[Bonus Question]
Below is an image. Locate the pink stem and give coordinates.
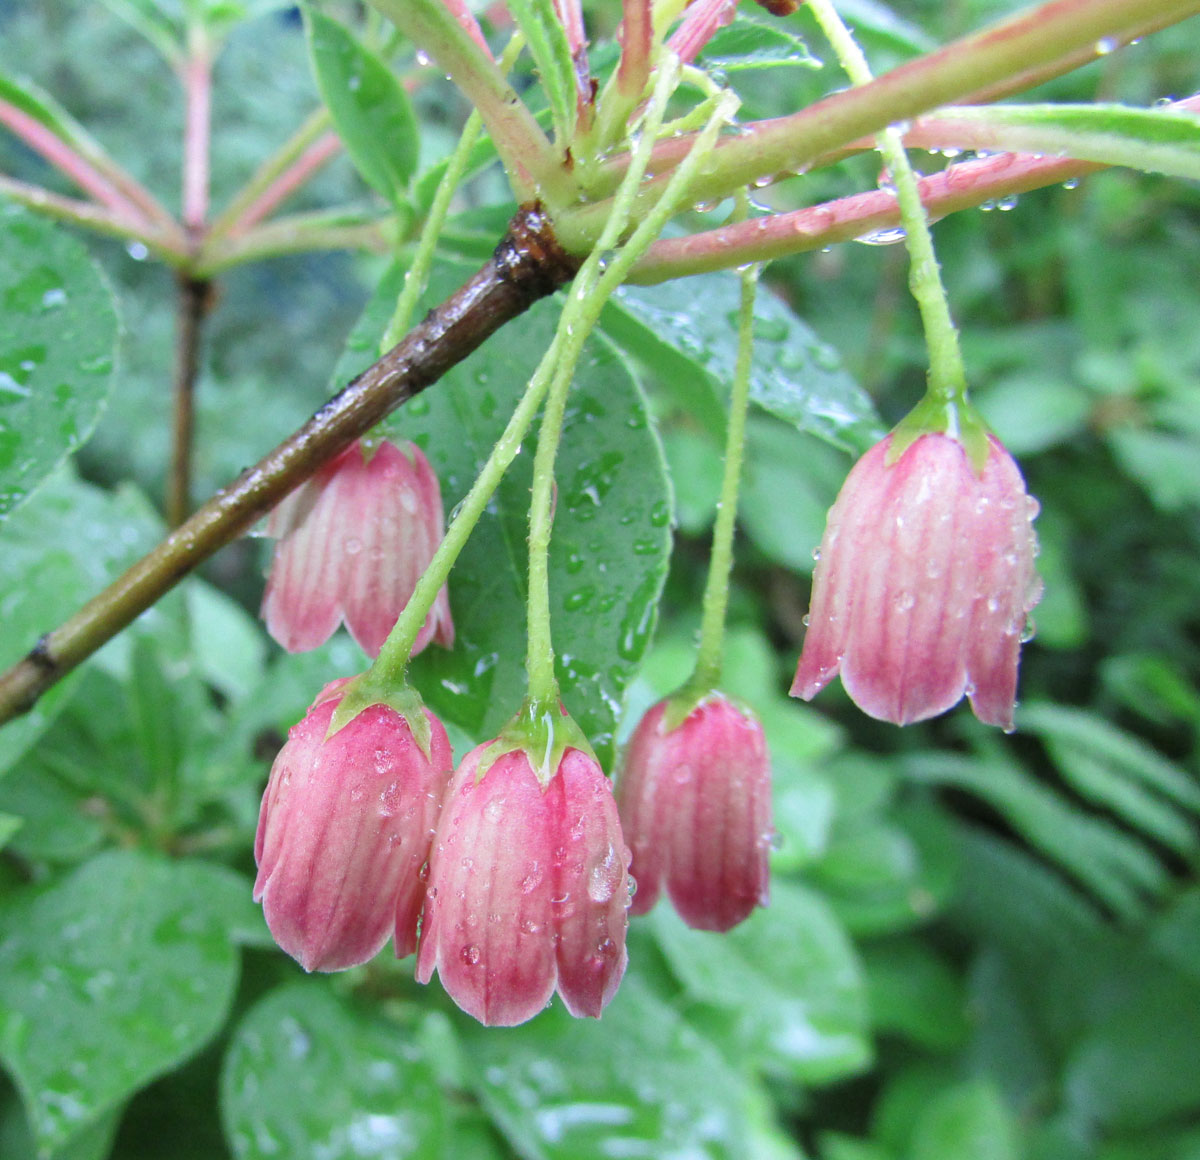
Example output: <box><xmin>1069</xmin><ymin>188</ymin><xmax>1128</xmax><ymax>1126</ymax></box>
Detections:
<box><xmin>0</xmin><ymin>99</ymin><xmax>150</xmax><ymax>224</ymax></box>
<box><xmin>443</xmin><ymin>0</ymin><xmax>493</xmax><ymax>55</ymax></box>
<box><xmin>0</xmin><ymin>174</ymin><xmax>188</xmax><ymax>260</ymax></box>
<box><xmin>181</xmin><ymin>43</ymin><xmax>213</xmax><ymax>234</ymax></box>
<box><xmin>616</xmin><ymin>0</ymin><xmax>653</xmax><ymax>98</ymax></box>
<box><xmin>226</xmin><ymin>132</ymin><xmax>343</xmax><ymax>234</ymax></box>
<box><xmin>556</xmin><ymin>0</ymin><xmax>593</xmax><ymax>124</ymax></box>
<box><xmin>666</xmin><ymin>0</ymin><xmax>737</xmax><ymax>66</ymax></box>
<box><xmin>629</xmin><ymin>149</ymin><xmax>1100</xmax><ymax>282</ymax></box>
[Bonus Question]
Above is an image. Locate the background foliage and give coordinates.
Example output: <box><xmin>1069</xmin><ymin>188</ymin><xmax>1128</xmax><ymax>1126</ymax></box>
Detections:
<box><xmin>1</xmin><ymin>0</ymin><xmax>1199</xmax><ymax>1157</ymax></box>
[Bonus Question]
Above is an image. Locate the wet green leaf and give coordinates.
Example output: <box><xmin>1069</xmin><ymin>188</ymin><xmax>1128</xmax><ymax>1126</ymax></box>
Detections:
<box><xmin>700</xmin><ymin>16</ymin><xmax>820</xmax><ymax>72</ymax></box>
<box><xmin>651</xmin><ymin>880</ymin><xmax>871</xmax><ymax>1084</ymax></box>
<box><xmin>305</xmin><ymin>9</ymin><xmax>419</xmax><ymax>203</ymax></box>
<box><xmin>221</xmin><ymin>982</ymin><xmax>446</xmax><ymax>1159</ymax></box>
<box><xmin>608</xmin><ymin>275</ymin><xmax>883</xmax><ymax>453</ymax></box>
<box><xmin>0</xmin><ymin>850</ymin><xmax>243</xmax><ymax>1155</ymax></box>
<box><xmin>932</xmin><ymin>103</ymin><xmax>1200</xmax><ymax>182</ymax></box>
<box><xmin>463</xmin><ymin>977</ymin><xmax>753</xmax><ymax>1159</ymax></box>
<box><xmin>0</xmin><ymin>469</ymin><xmax>162</xmax><ymax>779</ymax></box>
<box><xmin>0</xmin><ymin>207</ymin><xmax>118</xmax><ymax>520</ymax></box>
<box><xmin>337</xmin><ymin>261</ymin><xmax>672</xmax><ymax>768</ymax></box>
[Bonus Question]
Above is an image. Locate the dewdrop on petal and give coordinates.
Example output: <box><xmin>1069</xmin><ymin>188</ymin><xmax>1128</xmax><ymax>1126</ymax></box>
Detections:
<box><xmin>262</xmin><ymin>439</ymin><xmax>454</xmax><ymax>658</ymax></box>
<box><xmin>792</xmin><ymin>431</ymin><xmax>1042</xmax><ymax>729</ymax></box>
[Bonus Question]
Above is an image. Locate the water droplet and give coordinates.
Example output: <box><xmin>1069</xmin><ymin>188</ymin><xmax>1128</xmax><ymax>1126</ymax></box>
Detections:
<box><xmin>855</xmin><ymin>225</ymin><xmax>908</xmax><ymax>246</ymax></box>
<box><xmin>460</xmin><ymin>944</ymin><xmax>480</xmax><ymax>966</ymax></box>
<box><xmin>1095</xmin><ymin>36</ymin><xmax>1116</xmax><ymax>54</ymax></box>
<box><xmin>893</xmin><ymin>591</ymin><xmax>915</xmax><ymax>613</ymax></box>
<box><xmin>1062</xmin><ymin>177</ymin><xmax>1080</xmax><ymax>190</ymax></box>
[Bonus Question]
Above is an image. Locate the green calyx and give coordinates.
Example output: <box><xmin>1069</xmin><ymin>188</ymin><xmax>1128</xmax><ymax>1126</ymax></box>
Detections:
<box><xmin>660</xmin><ymin>682</ymin><xmax>756</xmax><ymax>734</ymax></box>
<box><xmin>325</xmin><ymin>672</ymin><xmax>433</xmax><ymax>760</ymax></box>
<box><xmin>887</xmin><ymin>392</ymin><xmax>993</xmax><ymax>476</ymax></box>
<box><xmin>475</xmin><ymin>695</ymin><xmax>598</xmax><ymax>790</ymax></box>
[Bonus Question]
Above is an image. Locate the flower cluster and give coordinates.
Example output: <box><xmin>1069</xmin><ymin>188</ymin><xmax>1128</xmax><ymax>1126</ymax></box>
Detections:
<box><xmin>253</xmin><ymin>419</ymin><xmax>1041</xmax><ymax>1026</ymax></box>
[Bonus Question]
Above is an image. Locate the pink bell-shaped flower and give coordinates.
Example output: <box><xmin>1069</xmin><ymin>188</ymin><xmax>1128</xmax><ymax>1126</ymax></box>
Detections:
<box><xmin>416</xmin><ymin>743</ymin><xmax>632</xmax><ymax>1026</ymax></box>
<box><xmin>262</xmin><ymin>439</ymin><xmax>454</xmax><ymax>658</ymax></box>
<box><xmin>254</xmin><ymin>678</ymin><xmax>454</xmax><ymax>972</ymax></box>
<box><xmin>791</xmin><ymin>431</ymin><xmax>1042</xmax><ymax>729</ymax></box>
<box><xmin>617</xmin><ymin>693</ymin><xmax>772</xmax><ymax>932</ymax></box>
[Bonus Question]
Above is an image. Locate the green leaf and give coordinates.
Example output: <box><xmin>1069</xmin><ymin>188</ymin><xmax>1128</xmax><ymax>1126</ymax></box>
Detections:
<box><xmin>608</xmin><ymin>275</ymin><xmax>883</xmax><ymax>453</ymax></box>
<box><xmin>862</xmin><ymin>937</ymin><xmax>969</xmax><ymax>1052</ymax></box>
<box><xmin>907</xmin><ymin>1079</ymin><xmax>1022</xmax><ymax>1160</ymax></box>
<box><xmin>650</xmin><ymin>880</ymin><xmax>871</xmax><ymax>1084</ymax></box>
<box><xmin>0</xmin><ymin>814</ymin><xmax>20</xmax><ymax>851</ymax></box>
<box><xmin>0</xmin><ymin>849</ymin><xmax>243</xmax><ymax>1155</ymax></box>
<box><xmin>0</xmin><ymin>469</ymin><xmax>163</xmax><ymax>779</ymax></box>
<box><xmin>220</xmin><ymin>982</ymin><xmax>446</xmax><ymax>1159</ymax></box>
<box><xmin>931</xmin><ymin>103</ymin><xmax>1200</xmax><ymax>183</ymax></box>
<box><xmin>1018</xmin><ymin>702</ymin><xmax>1200</xmax><ymax>835</ymax></box>
<box><xmin>507</xmin><ymin>0</ymin><xmax>576</xmax><ymax>145</ymax></box>
<box><xmin>1064</xmin><ymin>959</ymin><xmax>1200</xmax><ymax>1132</ymax></box>
<box><xmin>906</xmin><ymin>751</ymin><xmax>1171</xmax><ymax>920</ymax></box>
<box><xmin>0</xmin><ymin>207</ymin><xmax>118</xmax><ymax>519</ymax></box>
<box><xmin>304</xmin><ymin>9</ymin><xmax>419</xmax><ymax>203</ymax></box>
<box><xmin>337</xmin><ymin>261</ymin><xmax>673</xmax><ymax>768</ymax></box>
<box><xmin>461</xmin><ymin>977</ymin><xmax>753</xmax><ymax>1159</ymax></box>
<box><xmin>700</xmin><ymin>16</ymin><xmax>820</xmax><ymax>72</ymax></box>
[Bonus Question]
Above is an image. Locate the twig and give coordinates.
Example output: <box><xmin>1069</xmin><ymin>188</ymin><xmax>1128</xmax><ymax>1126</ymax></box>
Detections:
<box><xmin>166</xmin><ymin>275</ymin><xmax>214</xmax><ymax>528</ymax></box>
<box><xmin>0</xmin><ymin>205</ymin><xmax>580</xmax><ymax>726</ymax></box>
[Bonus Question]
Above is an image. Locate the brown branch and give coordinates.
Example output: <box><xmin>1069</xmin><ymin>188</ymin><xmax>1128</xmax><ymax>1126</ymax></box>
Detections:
<box><xmin>166</xmin><ymin>275</ymin><xmax>214</xmax><ymax>528</ymax></box>
<box><xmin>0</xmin><ymin>204</ymin><xmax>579</xmax><ymax>726</ymax></box>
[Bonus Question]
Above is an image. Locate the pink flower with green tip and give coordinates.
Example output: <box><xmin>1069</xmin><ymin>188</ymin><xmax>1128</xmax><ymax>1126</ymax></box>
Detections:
<box><xmin>254</xmin><ymin>678</ymin><xmax>454</xmax><ymax>972</ymax></box>
<box><xmin>792</xmin><ymin>431</ymin><xmax>1042</xmax><ymax>729</ymax></box>
<box><xmin>618</xmin><ymin>692</ymin><xmax>772</xmax><ymax>932</ymax></box>
<box><xmin>262</xmin><ymin>439</ymin><xmax>454</xmax><ymax>658</ymax></box>
<box><xmin>416</xmin><ymin>741</ymin><xmax>631</xmax><ymax>1026</ymax></box>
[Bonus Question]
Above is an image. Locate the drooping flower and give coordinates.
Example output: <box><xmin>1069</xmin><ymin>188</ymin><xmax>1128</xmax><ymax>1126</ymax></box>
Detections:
<box><xmin>262</xmin><ymin>439</ymin><xmax>454</xmax><ymax>658</ymax></box>
<box><xmin>791</xmin><ymin>431</ymin><xmax>1042</xmax><ymax>729</ymax></box>
<box><xmin>254</xmin><ymin>678</ymin><xmax>454</xmax><ymax>972</ymax></box>
<box><xmin>617</xmin><ymin>692</ymin><xmax>772</xmax><ymax>932</ymax></box>
<box><xmin>416</xmin><ymin>742</ymin><xmax>631</xmax><ymax>1026</ymax></box>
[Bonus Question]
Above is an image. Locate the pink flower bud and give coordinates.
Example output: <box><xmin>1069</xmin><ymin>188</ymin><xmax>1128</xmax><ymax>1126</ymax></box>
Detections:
<box><xmin>792</xmin><ymin>432</ymin><xmax>1042</xmax><ymax>729</ymax></box>
<box><xmin>254</xmin><ymin>679</ymin><xmax>454</xmax><ymax>971</ymax></box>
<box><xmin>416</xmin><ymin>744</ymin><xmax>631</xmax><ymax>1026</ymax></box>
<box><xmin>617</xmin><ymin>694</ymin><xmax>772</xmax><ymax>932</ymax></box>
<box><xmin>262</xmin><ymin>439</ymin><xmax>454</xmax><ymax>658</ymax></box>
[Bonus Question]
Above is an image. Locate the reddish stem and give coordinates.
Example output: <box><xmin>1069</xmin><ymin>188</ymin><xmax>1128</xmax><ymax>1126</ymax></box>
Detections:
<box><xmin>0</xmin><ymin>99</ymin><xmax>151</xmax><ymax>224</ymax></box>
<box><xmin>181</xmin><ymin>41</ymin><xmax>213</xmax><ymax>234</ymax></box>
<box><xmin>666</xmin><ymin>0</ymin><xmax>737</xmax><ymax>66</ymax></box>
<box><xmin>442</xmin><ymin>0</ymin><xmax>492</xmax><ymax>55</ymax></box>
<box><xmin>629</xmin><ymin>149</ymin><xmax>1102</xmax><ymax>282</ymax></box>
<box><xmin>225</xmin><ymin>132</ymin><xmax>343</xmax><ymax>234</ymax></box>
<box><xmin>616</xmin><ymin>0</ymin><xmax>653</xmax><ymax>98</ymax></box>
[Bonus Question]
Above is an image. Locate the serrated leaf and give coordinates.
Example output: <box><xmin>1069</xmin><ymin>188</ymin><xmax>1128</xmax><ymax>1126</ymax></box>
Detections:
<box><xmin>461</xmin><ymin>977</ymin><xmax>753</xmax><ymax>1159</ymax></box>
<box><xmin>220</xmin><ymin>982</ymin><xmax>446</xmax><ymax>1159</ymax></box>
<box><xmin>305</xmin><ymin>8</ymin><xmax>419</xmax><ymax>203</ymax></box>
<box><xmin>908</xmin><ymin>752</ymin><xmax>1169</xmax><ymax>920</ymax></box>
<box><xmin>334</xmin><ymin>260</ymin><xmax>672</xmax><ymax>767</ymax></box>
<box><xmin>651</xmin><ymin>880</ymin><xmax>871</xmax><ymax>1084</ymax></box>
<box><xmin>1019</xmin><ymin>701</ymin><xmax>1200</xmax><ymax>818</ymax></box>
<box><xmin>507</xmin><ymin>0</ymin><xmax>576</xmax><ymax>145</ymax></box>
<box><xmin>0</xmin><ymin>207</ymin><xmax>118</xmax><ymax>520</ymax></box>
<box><xmin>700</xmin><ymin>16</ymin><xmax>820</xmax><ymax>72</ymax></box>
<box><xmin>608</xmin><ymin>275</ymin><xmax>883</xmax><ymax>453</ymax></box>
<box><xmin>0</xmin><ymin>850</ymin><xmax>242</xmax><ymax>1155</ymax></box>
<box><xmin>931</xmin><ymin>103</ymin><xmax>1200</xmax><ymax>183</ymax></box>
